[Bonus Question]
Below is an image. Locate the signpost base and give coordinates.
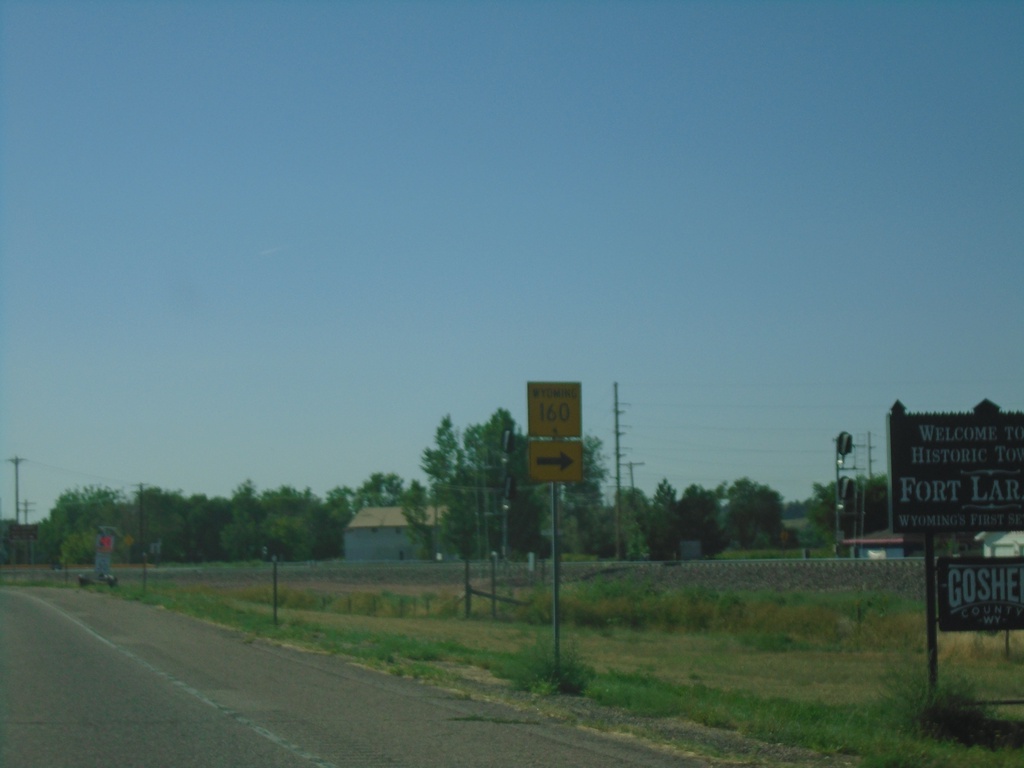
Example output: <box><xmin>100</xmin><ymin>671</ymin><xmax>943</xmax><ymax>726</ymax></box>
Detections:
<box><xmin>925</xmin><ymin>533</ymin><xmax>938</xmax><ymax>691</ymax></box>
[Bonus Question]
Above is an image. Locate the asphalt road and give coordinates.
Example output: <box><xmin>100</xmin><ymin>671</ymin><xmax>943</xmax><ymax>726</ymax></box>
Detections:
<box><xmin>0</xmin><ymin>587</ymin><xmax>701</xmax><ymax>767</ymax></box>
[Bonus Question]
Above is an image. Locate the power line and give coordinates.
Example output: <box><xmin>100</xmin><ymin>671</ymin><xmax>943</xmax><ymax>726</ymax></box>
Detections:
<box><xmin>19</xmin><ymin>458</ymin><xmax>130</xmax><ymax>487</ymax></box>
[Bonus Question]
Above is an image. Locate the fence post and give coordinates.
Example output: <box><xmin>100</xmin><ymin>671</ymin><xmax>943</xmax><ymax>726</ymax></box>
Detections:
<box><xmin>491</xmin><ymin>551</ymin><xmax>497</xmax><ymax>619</ymax></box>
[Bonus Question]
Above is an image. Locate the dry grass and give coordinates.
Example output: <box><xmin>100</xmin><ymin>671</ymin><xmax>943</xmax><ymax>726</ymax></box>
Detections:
<box><xmin>171</xmin><ymin>579</ymin><xmax>1024</xmax><ymax>725</ymax></box>
<box><xmin>263</xmin><ymin>595</ymin><xmax>1024</xmax><ymax>713</ymax></box>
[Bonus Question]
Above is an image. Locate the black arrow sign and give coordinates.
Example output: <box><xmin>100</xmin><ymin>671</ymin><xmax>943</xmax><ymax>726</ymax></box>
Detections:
<box><xmin>537</xmin><ymin>452</ymin><xmax>574</xmax><ymax>471</ymax></box>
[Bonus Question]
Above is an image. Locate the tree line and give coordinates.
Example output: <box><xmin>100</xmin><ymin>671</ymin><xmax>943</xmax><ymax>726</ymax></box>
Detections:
<box><xmin>4</xmin><ymin>408</ymin><xmax>889</xmax><ymax>566</ymax></box>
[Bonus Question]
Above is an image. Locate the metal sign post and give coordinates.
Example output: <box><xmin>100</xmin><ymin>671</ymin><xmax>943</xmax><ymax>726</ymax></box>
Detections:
<box><xmin>551</xmin><ymin>481</ymin><xmax>560</xmax><ymax>674</ymax></box>
<box><xmin>925</xmin><ymin>533</ymin><xmax>938</xmax><ymax>690</ymax></box>
<box><xmin>527</xmin><ymin>382</ymin><xmax>582</xmax><ymax>676</ymax></box>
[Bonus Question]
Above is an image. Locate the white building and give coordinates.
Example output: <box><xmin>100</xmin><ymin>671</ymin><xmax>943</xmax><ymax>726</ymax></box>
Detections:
<box><xmin>975</xmin><ymin>531</ymin><xmax>1024</xmax><ymax>557</ymax></box>
<box><xmin>344</xmin><ymin>506</ymin><xmax>444</xmax><ymax>561</ymax></box>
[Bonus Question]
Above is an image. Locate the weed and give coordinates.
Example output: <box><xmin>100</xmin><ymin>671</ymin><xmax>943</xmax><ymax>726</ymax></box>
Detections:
<box><xmin>499</xmin><ymin>637</ymin><xmax>595</xmax><ymax>695</ymax></box>
<box><xmin>880</xmin><ymin>663</ymin><xmax>1003</xmax><ymax>747</ymax></box>
<box><xmin>587</xmin><ymin>671</ymin><xmax>683</xmax><ymax>717</ymax></box>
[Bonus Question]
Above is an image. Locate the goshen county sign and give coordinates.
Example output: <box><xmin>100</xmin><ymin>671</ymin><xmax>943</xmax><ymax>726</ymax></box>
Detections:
<box><xmin>938</xmin><ymin>557</ymin><xmax>1024</xmax><ymax>632</ymax></box>
<box><xmin>887</xmin><ymin>399</ymin><xmax>1024</xmax><ymax>534</ymax></box>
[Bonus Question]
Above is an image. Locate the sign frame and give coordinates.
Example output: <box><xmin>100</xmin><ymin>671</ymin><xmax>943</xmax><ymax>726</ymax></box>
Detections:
<box><xmin>937</xmin><ymin>556</ymin><xmax>1024</xmax><ymax>632</ymax></box>
<box><xmin>527</xmin><ymin>382</ymin><xmax>582</xmax><ymax>439</ymax></box>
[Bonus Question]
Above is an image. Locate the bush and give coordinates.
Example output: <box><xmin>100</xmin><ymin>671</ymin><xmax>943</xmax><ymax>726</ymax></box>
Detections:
<box><xmin>883</xmin><ymin>664</ymin><xmax>990</xmax><ymax>745</ymax></box>
<box><xmin>501</xmin><ymin>637</ymin><xmax>594</xmax><ymax>695</ymax></box>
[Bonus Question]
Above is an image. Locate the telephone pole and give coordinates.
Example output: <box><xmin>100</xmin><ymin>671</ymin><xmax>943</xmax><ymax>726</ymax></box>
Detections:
<box><xmin>8</xmin><ymin>456</ymin><xmax>23</xmax><ymax>524</ymax></box>
<box><xmin>625</xmin><ymin>461</ymin><xmax>645</xmax><ymax>491</ymax></box>
<box><xmin>613</xmin><ymin>383</ymin><xmax>624</xmax><ymax>560</ymax></box>
<box><xmin>138</xmin><ymin>483</ymin><xmax>148</xmax><ymax>592</ymax></box>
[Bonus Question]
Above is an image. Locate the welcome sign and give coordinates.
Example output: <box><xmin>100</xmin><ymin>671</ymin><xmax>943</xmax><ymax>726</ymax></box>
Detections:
<box><xmin>888</xmin><ymin>400</ymin><xmax>1024</xmax><ymax>534</ymax></box>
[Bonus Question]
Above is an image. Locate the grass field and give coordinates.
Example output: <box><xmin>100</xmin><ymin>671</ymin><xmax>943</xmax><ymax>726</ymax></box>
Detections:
<box><xmin>71</xmin><ymin>578</ymin><xmax>1024</xmax><ymax>767</ymax></box>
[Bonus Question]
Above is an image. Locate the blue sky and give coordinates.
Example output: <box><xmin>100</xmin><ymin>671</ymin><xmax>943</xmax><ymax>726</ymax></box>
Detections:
<box><xmin>2</xmin><ymin>1</ymin><xmax>1022</xmax><ymax>521</ymax></box>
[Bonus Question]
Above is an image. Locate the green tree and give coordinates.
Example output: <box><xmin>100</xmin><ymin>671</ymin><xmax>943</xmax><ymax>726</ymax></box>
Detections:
<box><xmin>622</xmin><ymin>487</ymin><xmax>650</xmax><ymax>560</ymax></box>
<box><xmin>264</xmin><ymin>514</ymin><xmax>310</xmax><ymax>561</ymax></box>
<box><xmin>259</xmin><ymin>486</ymin><xmax>320</xmax><ymax>560</ymax></box>
<box><xmin>422</xmin><ymin>415</ymin><xmax>476</xmax><ymax>559</ymax></box>
<box><xmin>502</xmin><ymin>426</ymin><xmax>545</xmax><ymax>559</ymax></box>
<box><xmin>187</xmin><ymin>494</ymin><xmax>232</xmax><ymax>562</ymax></box>
<box><xmin>37</xmin><ymin>486</ymin><xmax>129</xmax><ymax>564</ymax></box>
<box><xmin>353</xmin><ymin>472</ymin><xmax>406</xmax><ymax>510</ymax></box>
<box><xmin>441</xmin><ymin>485</ymin><xmax>478</xmax><ymax>560</ymax></box>
<box><xmin>560</xmin><ymin>435</ymin><xmax>612</xmax><ymax>558</ymax></box>
<box><xmin>401</xmin><ymin>479</ymin><xmax>435</xmax><ymax>559</ymax></box>
<box><xmin>137</xmin><ymin>487</ymin><xmax>190</xmax><ymax>563</ymax></box>
<box><xmin>324</xmin><ymin>486</ymin><xmax>356</xmax><ymax>558</ymax></box>
<box><xmin>60</xmin><ymin>530</ymin><xmax>96</xmax><ymax>565</ymax></box>
<box><xmin>853</xmin><ymin>474</ymin><xmax>889</xmax><ymax>535</ymax></box>
<box><xmin>422</xmin><ymin>410</ymin><xmax>548</xmax><ymax>560</ymax></box>
<box><xmin>807</xmin><ymin>475</ymin><xmax>889</xmax><ymax>548</ymax></box>
<box><xmin>678</xmin><ymin>483</ymin><xmax>727</xmax><ymax>557</ymax></box>
<box><xmin>461</xmin><ymin>410</ymin><xmax>518</xmax><ymax>557</ymax></box>
<box><xmin>725</xmin><ymin>478</ymin><xmax>783</xmax><ymax>549</ymax></box>
<box><xmin>421</xmin><ymin>411</ymin><xmax>607</xmax><ymax>561</ymax></box>
<box><xmin>221</xmin><ymin>480</ymin><xmax>266</xmax><ymax>561</ymax></box>
<box><xmin>645</xmin><ymin>480</ymin><xmax>679</xmax><ymax>560</ymax></box>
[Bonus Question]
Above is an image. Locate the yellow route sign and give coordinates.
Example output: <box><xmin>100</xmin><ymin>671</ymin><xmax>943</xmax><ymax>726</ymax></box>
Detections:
<box><xmin>529</xmin><ymin>440</ymin><xmax>584</xmax><ymax>483</ymax></box>
<box><xmin>527</xmin><ymin>382</ymin><xmax>581</xmax><ymax>438</ymax></box>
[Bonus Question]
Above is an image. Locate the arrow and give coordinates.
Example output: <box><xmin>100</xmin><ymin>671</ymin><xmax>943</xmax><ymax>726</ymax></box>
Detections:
<box><xmin>537</xmin><ymin>452</ymin><xmax>574</xmax><ymax>471</ymax></box>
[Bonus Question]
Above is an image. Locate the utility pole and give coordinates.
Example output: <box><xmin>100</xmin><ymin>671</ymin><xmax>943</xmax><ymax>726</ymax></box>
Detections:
<box><xmin>138</xmin><ymin>483</ymin><xmax>147</xmax><ymax>592</ymax></box>
<box><xmin>613</xmin><ymin>383</ymin><xmax>624</xmax><ymax>560</ymax></box>
<box><xmin>22</xmin><ymin>501</ymin><xmax>35</xmax><ymax>565</ymax></box>
<box><xmin>625</xmin><ymin>461</ymin><xmax>645</xmax><ymax>491</ymax></box>
<box><xmin>8</xmin><ymin>456</ymin><xmax>23</xmax><ymax>524</ymax></box>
